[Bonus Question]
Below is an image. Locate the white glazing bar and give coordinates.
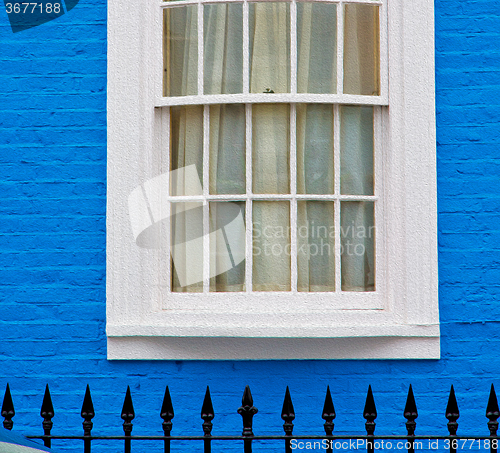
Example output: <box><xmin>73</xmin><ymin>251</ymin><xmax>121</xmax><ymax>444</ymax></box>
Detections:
<box><xmin>198</xmin><ymin>0</ymin><xmax>204</xmax><ymax>95</ymax></box>
<box><xmin>336</xmin><ymin>1</ymin><xmax>344</xmax><ymax>95</ymax></box>
<box><xmin>156</xmin><ymin>93</ymin><xmax>389</xmax><ymax>107</ymax></box>
<box><xmin>245</xmin><ymin>104</ymin><xmax>252</xmax><ymax>292</ymax></box>
<box><xmin>379</xmin><ymin>1</ymin><xmax>388</xmax><ymax>100</ymax></box>
<box><xmin>203</xmin><ymin>105</ymin><xmax>210</xmax><ymax>292</ymax></box>
<box><xmin>156</xmin><ymin>2</ymin><xmax>163</xmax><ymax>97</ymax></box>
<box><xmin>373</xmin><ymin>106</ymin><xmax>383</xmax><ymax>294</ymax></box>
<box><xmin>290</xmin><ymin>104</ymin><xmax>297</xmax><ymax>292</ymax></box>
<box><xmin>290</xmin><ymin>0</ymin><xmax>297</xmax><ymax>94</ymax></box>
<box><xmin>334</xmin><ymin>104</ymin><xmax>341</xmax><ymax>292</ymax></box>
<box><xmin>164</xmin><ymin>107</ymin><xmax>172</xmax><ymax>292</ymax></box>
<box><xmin>158</xmin><ymin>0</ymin><xmax>382</xmax><ymax>8</ymax></box>
<box><xmin>165</xmin><ymin>194</ymin><xmax>377</xmax><ymax>202</ymax></box>
<box><xmin>160</xmin><ymin>0</ymin><xmax>199</xmax><ymax>7</ymax></box>
<box><xmin>243</xmin><ymin>0</ymin><xmax>250</xmax><ymax>94</ymax></box>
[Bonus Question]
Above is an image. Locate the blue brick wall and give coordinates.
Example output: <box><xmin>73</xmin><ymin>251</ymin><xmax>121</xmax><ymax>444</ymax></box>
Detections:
<box><xmin>0</xmin><ymin>0</ymin><xmax>500</xmax><ymax>451</ymax></box>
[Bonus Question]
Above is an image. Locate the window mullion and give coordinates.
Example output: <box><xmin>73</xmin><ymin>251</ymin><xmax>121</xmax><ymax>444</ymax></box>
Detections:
<box><xmin>243</xmin><ymin>0</ymin><xmax>249</xmax><ymax>94</ymax></box>
<box><xmin>334</xmin><ymin>104</ymin><xmax>341</xmax><ymax>293</ymax></box>
<box><xmin>245</xmin><ymin>103</ymin><xmax>253</xmax><ymax>292</ymax></box>
<box><xmin>336</xmin><ymin>1</ymin><xmax>344</xmax><ymax>95</ymax></box>
<box><xmin>198</xmin><ymin>0</ymin><xmax>204</xmax><ymax>95</ymax></box>
<box><xmin>290</xmin><ymin>0</ymin><xmax>297</xmax><ymax>95</ymax></box>
<box><xmin>203</xmin><ymin>105</ymin><xmax>210</xmax><ymax>292</ymax></box>
<box><xmin>290</xmin><ymin>104</ymin><xmax>297</xmax><ymax>292</ymax></box>
<box><xmin>164</xmin><ymin>107</ymin><xmax>172</xmax><ymax>293</ymax></box>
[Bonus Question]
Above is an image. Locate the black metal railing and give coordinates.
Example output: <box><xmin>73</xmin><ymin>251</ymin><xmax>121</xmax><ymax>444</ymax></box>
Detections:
<box><xmin>2</xmin><ymin>382</ymin><xmax>500</xmax><ymax>452</ymax></box>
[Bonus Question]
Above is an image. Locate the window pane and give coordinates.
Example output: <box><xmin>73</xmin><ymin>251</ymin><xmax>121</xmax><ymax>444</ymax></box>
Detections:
<box><xmin>249</xmin><ymin>2</ymin><xmax>290</xmax><ymax>93</ymax></box>
<box><xmin>341</xmin><ymin>201</ymin><xmax>375</xmax><ymax>292</ymax></box>
<box><xmin>163</xmin><ymin>6</ymin><xmax>198</xmax><ymax>96</ymax></box>
<box><xmin>343</xmin><ymin>4</ymin><xmax>380</xmax><ymax>96</ymax></box>
<box><xmin>252</xmin><ymin>104</ymin><xmax>290</xmax><ymax>194</ymax></box>
<box><xmin>171</xmin><ymin>202</ymin><xmax>204</xmax><ymax>292</ymax></box>
<box><xmin>298</xmin><ymin>201</ymin><xmax>335</xmax><ymax>292</ymax></box>
<box><xmin>209</xmin><ymin>202</ymin><xmax>246</xmax><ymax>292</ymax></box>
<box><xmin>297</xmin><ymin>3</ymin><xmax>336</xmax><ymax>94</ymax></box>
<box><xmin>170</xmin><ymin>105</ymin><xmax>204</xmax><ymax>195</ymax></box>
<box><xmin>204</xmin><ymin>4</ymin><xmax>243</xmax><ymax>94</ymax></box>
<box><xmin>253</xmin><ymin>201</ymin><xmax>291</xmax><ymax>291</ymax></box>
<box><xmin>340</xmin><ymin>106</ymin><xmax>374</xmax><ymax>195</ymax></box>
<box><xmin>297</xmin><ymin>104</ymin><xmax>334</xmax><ymax>194</ymax></box>
<box><xmin>210</xmin><ymin>105</ymin><xmax>246</xmax><ymax>194</ymax></box>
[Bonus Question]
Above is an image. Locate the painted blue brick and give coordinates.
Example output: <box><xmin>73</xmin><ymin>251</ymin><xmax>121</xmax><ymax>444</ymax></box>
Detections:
<box><xmin>0</xmin><ymin>0</ymin><xmax>500</xmax><ymax>451</ymax></box>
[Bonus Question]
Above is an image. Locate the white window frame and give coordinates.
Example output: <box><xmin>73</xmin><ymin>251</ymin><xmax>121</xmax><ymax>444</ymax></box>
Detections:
<box><xmin>106</xmin><ymin>0</ymin><xmax>439</xmax><ymax>359</ymax></box>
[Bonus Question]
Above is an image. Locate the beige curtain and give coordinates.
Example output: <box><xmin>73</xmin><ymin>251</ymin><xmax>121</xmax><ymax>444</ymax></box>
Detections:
<box><xmin>343</xmin><ymin>4</ymin><xmax>380</xmax><ymax>96</ymax></box>
<box><xmin>340</xmin><ymin>106</ymin><xmax>375</xmax><ymax>291</ymax></box>
<box><xmin>167</xmin><ymin>2</ymin><xmax>377</xmax><ymax>292</ymax></box>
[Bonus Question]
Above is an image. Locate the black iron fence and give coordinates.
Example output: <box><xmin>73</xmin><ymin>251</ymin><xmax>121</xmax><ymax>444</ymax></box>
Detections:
<box><xmin>2</xmin><ymin>383</ymin><xmax>500</xmax><ymax>453</ymax></box>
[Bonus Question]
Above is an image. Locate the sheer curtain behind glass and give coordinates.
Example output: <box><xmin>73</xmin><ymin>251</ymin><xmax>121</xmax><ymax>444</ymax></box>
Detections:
<box><xmin>165</xmin><ymin>1</ymin><xmax>378</xmax><ymax>292</ymax></box>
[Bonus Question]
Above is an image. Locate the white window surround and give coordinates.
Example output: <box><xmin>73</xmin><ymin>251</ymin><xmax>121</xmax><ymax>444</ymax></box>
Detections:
<box><xmin>106</xmin><ymin>0</ymin><xmax>439</xmax><ymax>359</ymax></box>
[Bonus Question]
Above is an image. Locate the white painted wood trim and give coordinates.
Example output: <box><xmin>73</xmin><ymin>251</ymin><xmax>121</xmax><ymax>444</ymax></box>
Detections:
<box><xmin>107</xmin><ymin>0</ymin><xmax>439</xmax><ymax>359</ymax></box>
<box><xmin>155</xmin><ymin>93</ymin><xmax>388</xmax><ymax>106</ymax></box>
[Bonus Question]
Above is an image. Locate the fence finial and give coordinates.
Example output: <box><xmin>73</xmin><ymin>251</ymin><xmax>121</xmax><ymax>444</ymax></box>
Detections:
<box><xmin>121</xmin><ymin>386</ymin><xmax>135</xmax><ymax>432</ymax></box>
<box><xmin>81</xmin><ymin>385</ymin><xmax>95</xmax><ymax>436</ymax></box>
<box><xmin>238</xmin><ymin>385</ymin><xmax>258</xmax><ymax>437</ymax></box>
<box><xmin>160</xmin><ymin>385</ymin><xmax>174</xmax><ymax>433</ymax></box>
<box><xmin>201</xmin><ymin>386</ymin><xmax>214</xmax><ymax>436</ymax></box>
<box><xmin>1</xmin><ymin>383</ymin><xmax>15</xmax><ymax>431</ymax></box>
<box><xmin>281</xmin><ymin>386</ymin><xmax>295</xmax><ymax>436</ymax></box>
<box><xmin>40</xmin><ymin>384</ymin><xmax>54</xmax><ymax>448</ymax></box>
<box><xmin>363</xmin><ymin>385</ymin><xmax>377</xmax><ymax>435</ymax></box>
<box><xmin>486</xmin><ymin>384</ymin><xmax>499</xmax><ymax>437</ymax></box>
<box><xmin>322</xmin><ymin>385</ymin><xmax>336</xmax><ymax>436</ymax></box>
<box><xmin>404</xmin><ymin>384</ymin><xmax>418</xmax><ymax>435</ymax></box>
<box><xmin>446</xmin><ymin>385</ymin><xmax>459</xmax><ymax>436</ymax></box>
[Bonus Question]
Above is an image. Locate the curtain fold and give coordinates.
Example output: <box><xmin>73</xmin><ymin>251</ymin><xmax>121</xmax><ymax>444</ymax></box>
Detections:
<box><xmin>166</xmin><ymin>2</ymin><xmax>378</xmax><ymax>292</ymax></box>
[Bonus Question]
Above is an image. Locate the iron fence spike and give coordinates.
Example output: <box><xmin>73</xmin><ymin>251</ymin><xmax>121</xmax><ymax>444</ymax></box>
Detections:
<box><xmin>81</xmin><ymin>385</ymin><xmax>95</xmax><ymax>420</ymax></box>
<box><xmin>322</xmin><ymin>386</ymin><xmax>336</xmax><ymax>421</ymax></box>
<box><xmin>404</xmin><ymin>384</ymin><xmax>418</xmax><ymax>420</ymax></box>
<box><xmin>161</xmin><ymin>386</ymin><xmax>174</xmax><ymax>421</ymax></box>
<box><xmin>1</xmin><ymin>384</ymin><xmax>15</xmax><ymax>430</ymax></box>
<box><xmin>238</xmin><ymin>386</ymin><xmax>258</xmax><ymax>437</ymax></box>
<box><xmin>281</xmin><ymin>387</ymin><xmax>295</xmax><ymax>421</ymax></box>
<box><xmin>121</xmin><ymin>386</ymin><xmax>135</xmax><ymax>421</ymax></box>
<box><xmin>201</xmin><ymin>386</ymin><xmax>214</xmax><ymax>420</ymax></box>
<box><xmin>446</xmin><ymin>385</ymin><xmax>459</xmax><ymax>436</ymax></box>
<box><xmin>40</xmin><ymin>384</ymin><xmax>54</xmax><ymax>419</ymax></box>
<box><xmin>487</xmin><ymin>384</ymin><xmax>500</xmax><ymax>420</ymax></box>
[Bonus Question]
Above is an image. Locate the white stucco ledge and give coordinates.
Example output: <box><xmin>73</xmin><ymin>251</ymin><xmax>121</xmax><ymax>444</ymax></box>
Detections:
<box><xmin>107</xmin><ymin>331</ymin><xmax>440</xmax><ymax>360</ymax></box>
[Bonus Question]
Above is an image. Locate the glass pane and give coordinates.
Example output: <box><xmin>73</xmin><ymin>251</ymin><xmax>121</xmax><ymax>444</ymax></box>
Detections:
<box><xmin>341</xmin><ymin>201</ymin><xmax>375</xmax><ymax>292</ymax></box>
<box><xmin>210</xmin><ymin>105</ymin><xmax>246</xmax><ymax>194</ymax></box>
<box><xmin>163</xmin><ymin>6</ymin><xmax>198</xmax><ymax>96</ymax></box>
<box><xmin>298</xmin><ymin>201</ymin><xmax>335</xmax><ymax>292</ymax></box>
<box><xmin>343</xmin><ymin>4</ymin><xmax>380</xmax><ymax>95</ymax></box>
<box><xmin>340</xmin><ymin>106</ymin><xmax>374</xmax><ymax>195</ymax></box>
<box><xmin>249</xmin><ymin>2</ymin><xmax>290</xmax><ymax>93</ymax></box>
<box><xmin>171</xmin><ymin>202</ymin><xmax>204</xmax><ymax>292</ymax></box>
<box><xmin>297</xmin><ymin>104</ymin><xmax>334</xmax><ymax>194</ymax></box>
<box><xmin>252</xmin><ymin>104</ymin><xmax>290</xmax><ymax>194</ymax></box>
<box><xmin>253</xmin><ymin>201</ymin><xmax>291</xmax><ymax>291</ymax></box>
<box><xmin>170</xmin><ymin>105</ymin><xmax>204</xmax><ymax>195</ymax></box>
<box><xmin>209</xmin><ymin>202</ymin><xmax>246</xmax><ymax>292</ymax></box>
<box><xmin>297</xmin><ymin>3</ymin><xmax>336</xmax><ymax>94</ymax></box>
<box><xmin>204</xmin><ymin>4</ymin><xmax>243</xmax><ymax>94</ymax></box>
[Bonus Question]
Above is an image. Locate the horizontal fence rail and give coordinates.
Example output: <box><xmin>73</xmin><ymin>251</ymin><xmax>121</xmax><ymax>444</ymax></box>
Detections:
<box><xmin>2</xmin><ymin>383</ymin><xmax>500</xmax><ymax>452</ymax></box>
